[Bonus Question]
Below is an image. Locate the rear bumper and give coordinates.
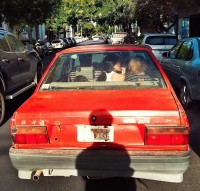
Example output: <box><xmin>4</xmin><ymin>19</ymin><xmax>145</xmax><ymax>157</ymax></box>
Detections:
<box><xmin>9</xmin><ymin>147</ymin><xmax>191</xmax><ymax>182</ymax></box>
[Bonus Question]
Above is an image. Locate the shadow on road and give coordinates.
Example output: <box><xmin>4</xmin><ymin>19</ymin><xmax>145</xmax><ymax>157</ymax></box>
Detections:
<box><xmin>185</xmin><ymin>104</ymin><xmax>200</xmax><ymax>157</ymax></box>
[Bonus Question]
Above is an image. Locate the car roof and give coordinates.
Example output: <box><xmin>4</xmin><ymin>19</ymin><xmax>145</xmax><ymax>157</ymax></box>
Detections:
<box><xmin>57</xmin><ymin>44</ymin><xmax>152</xmax><ymax>54</ymax></box>
<box><xmin>141</xmin><ymin>33</ymin><xmax>176</xmax><ymax>37</ymax></box>
<box><xmin>179</xmin><ymin>37</ymin><xmax>200</xmax><ymax>41</ymax></box>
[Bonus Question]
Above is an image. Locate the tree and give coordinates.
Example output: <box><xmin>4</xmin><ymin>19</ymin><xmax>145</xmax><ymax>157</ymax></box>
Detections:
<box><xmin>82</xmin><ymin>22</ymin><xmax>96</xmax><ymax>37</ymax></box>
<box><xmin>135</xmin><ymin>0</ymin><xmax>200</xmax><ymax>33</ymax></box>
<box><xmin>0</xmin><ymin>0</ymin><xmax>62</xmax><ymax>28</ymax></box>
<box><xmin>94</xmin><ymin>0</ymin><xmax>136</xmax><ymax>35</ymax></box>
<box><xmin>62</xmin><ymin>0</ymin><xmax>97</xmax><ymax>36</ymax></box>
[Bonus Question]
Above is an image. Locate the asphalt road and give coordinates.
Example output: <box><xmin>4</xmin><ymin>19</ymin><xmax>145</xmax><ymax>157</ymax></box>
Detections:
<box><xmin>0</xmin><ymin>40</ymin><xmax>200</xmax><ymax>191</ymax></box>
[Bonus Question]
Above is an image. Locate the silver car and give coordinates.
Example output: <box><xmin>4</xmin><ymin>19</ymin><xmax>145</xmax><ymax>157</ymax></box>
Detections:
<box><xmin>160</xmin><ymin>37</ymin><xmax>200</xmax><ymax>108</ymax></box>
<box><xmin>138</xmin><ymin>33</ymin><xmax>177</xmax><ymax>61</ymax></box>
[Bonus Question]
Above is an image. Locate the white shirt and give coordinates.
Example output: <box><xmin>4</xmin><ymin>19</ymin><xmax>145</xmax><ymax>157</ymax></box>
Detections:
<box><xmin>106</xmin><ymin>71</ymin><xmax>115</xmax><ymax>81</ymax></box>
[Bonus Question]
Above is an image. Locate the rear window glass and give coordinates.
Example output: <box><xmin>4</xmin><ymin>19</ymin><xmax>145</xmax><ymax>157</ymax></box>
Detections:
<box><xmin>52</xmin><ymin>40</ymin><xmax>61</xmax><ymax>43</ymax></box>
<box><xmin>6</xmin><ymin>35</ymin><xmax>25</xmax><ymax>52</ymax></box>
<box><xmin>40</xmin><ymin>50</ymin><xmax>166</xmax><ymax>91</ymax></box>
<box><xmin>145</xmin><ymin>36</ymin><xmax>177</xmax><ymax>45</ymax></box>
<box><xmin>0</xmin><ymin>33</ymin><xmax>10</xmax><ymax>52</ymax></box>
<box><xmin>112</xmin><ymin>33</ymin><xmax>127</xmax><ymax>38</ymax></box>
<box><xmin>164</xmin><ymin>37</ymin><xmax>177</xmax><ymax>45</ymax></box>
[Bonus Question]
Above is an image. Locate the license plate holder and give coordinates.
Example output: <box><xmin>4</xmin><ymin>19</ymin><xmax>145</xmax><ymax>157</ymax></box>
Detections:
<box><xmin>77</xmin><ymin>125</ymin><xmax>114</xmax><ymax>142</ymax></box>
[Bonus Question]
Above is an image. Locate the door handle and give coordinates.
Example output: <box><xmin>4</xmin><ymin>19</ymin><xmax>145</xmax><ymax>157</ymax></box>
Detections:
<box><xmin>171</xmin><ymin>64</ymin><xmax>181</xmax><ymax>69</ymax></box>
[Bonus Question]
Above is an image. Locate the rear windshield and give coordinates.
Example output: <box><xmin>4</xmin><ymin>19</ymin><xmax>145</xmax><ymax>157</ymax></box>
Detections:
<box><xmin>52</xmin><ymin>40</ymin><xmax>61</xmax><ymax>43</ymax></box>
<box><xmin>145</xmin><ymin>36</ymin><xmax>177</xmax><ymax>45</ymax></box>
<box><xmin>112</xmin><ymin>33</ymin><xmax>127</xmax><ymax>38</ymax></box>
<box><xmin>40</xmin><ymin>50</ymin><xmax>166</xmax><ymax>91</ymax></box>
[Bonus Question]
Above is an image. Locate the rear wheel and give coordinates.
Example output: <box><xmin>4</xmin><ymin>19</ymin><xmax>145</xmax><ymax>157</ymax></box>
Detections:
<box><xmin>0</xmin><ymin>89</ymin><xmax>5</xmax><ymax>126</ymax></box>
<box><xmin>180</xmin><ymin>83</ymin><xmax>192</xmax><ymax>108</ymax></box>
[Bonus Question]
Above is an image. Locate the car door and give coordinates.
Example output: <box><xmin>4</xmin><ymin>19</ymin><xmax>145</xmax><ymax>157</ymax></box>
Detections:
<box><xmin>160</xmin><ymin>41</ymin><xmax>183</xmax><ymax>88</ymax></box>
<box><xmin>0</xmin><ymin>32</ymin><xmax>21</xmax><ymax>92</ymax></box>
<box><xmin>6</xmin><ymin>34</ymin><xmax>36</xmax><ymax>86</ymax></box>
<box><xmin>171</xmin><ymin>40</ymin><xmax>193</xmax><ymax>88</ymax></box>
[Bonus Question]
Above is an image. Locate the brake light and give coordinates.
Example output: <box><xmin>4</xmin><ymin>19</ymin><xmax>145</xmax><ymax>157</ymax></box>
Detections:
<box><xmin>12</xmin><ymin>126</ymin><xmax>49</xmax><ymax>144</ymax></box>
<box><xmin>146</xmin><ymin>127</ymin><xmax>189</xmax><ymax>145</ymax></box>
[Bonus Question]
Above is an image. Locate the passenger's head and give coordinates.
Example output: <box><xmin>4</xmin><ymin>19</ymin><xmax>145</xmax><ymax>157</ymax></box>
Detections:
<box><xmin>128</xmin><ymin>56</ymin><xmax>146</xmax><ymax>75</ymax></box>
<box><xmin>104</xmin><ymin>54</ymin><xmax>122</xmax><ymax>73</ymax></box>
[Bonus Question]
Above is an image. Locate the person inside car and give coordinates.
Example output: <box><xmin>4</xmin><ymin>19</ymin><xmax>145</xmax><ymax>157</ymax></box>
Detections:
<box><xmin>105</xmin><ymin>60</ymin><xmax>125</xmax><ymax>81</ymax></box>
<box><xmin>96</xmin><ymin>54</ymin><xmax>125</xmax><ymax>82</ymax></box>
<box><xmin>125</xmin><ymin>56</ymin><xmax>150</xmax><ymax>82</ymax></box>
<box><xmin>104</xmin><ymin>55</ymin><xmax>125</xmax><ymax>82</ymax></box>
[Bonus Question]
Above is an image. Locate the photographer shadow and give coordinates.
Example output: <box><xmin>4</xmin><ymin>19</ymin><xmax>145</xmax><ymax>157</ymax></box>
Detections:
<box><xmin>76</xmin><ymin>109</ymin><xmax>136</xmax><ymax>191</ymax></box>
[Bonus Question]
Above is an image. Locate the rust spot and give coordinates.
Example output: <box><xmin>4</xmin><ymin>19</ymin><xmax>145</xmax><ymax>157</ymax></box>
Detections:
<box><xmin>55</xmin><ymin>121</ymin><xmax>62</xmax><ymax>131</ymax></box>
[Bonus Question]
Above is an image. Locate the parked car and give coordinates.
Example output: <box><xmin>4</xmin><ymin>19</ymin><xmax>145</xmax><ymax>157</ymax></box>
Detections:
<box><xmin>21</xmin><ymin>39</ymin><xmax>35</xmax><ymax>51</ymax></box>
<box><xmin>0</xmin><ymin>28</ymin><xmax>43</xmax><ymax>125</ymax></box>
<box><xmin>35</xmin><ymin>40</ymin><xmax>53</xmax><ymax>57</ymax></box>
<box><xmin>123</xmin><ymin>36</ymin><xmax>136</xmax><ymax>44</ymax></box>
<box><xmin>138</xmin><ymin>33</ymin><xmax>178</xmax><ymax>61</ymax></box>
<box><xmin>74</xmin><ymin>36</ymin><xmax>83</xmax><ymax>44</ymax></box>
<box><xmin>21</xmin><ymin>40</ymin><xmax>44</xmax><ymax>72</ymax></box>
<box><xmin>71</xmin><ymin>37</ymin><xmax>77</xmax><ymax>46</ymax></box>
<box><xmin>104</xmin><ymin>35</ymin><xmax>110</xmax><ymax>44</ymax></box>
<box><xmin>160</xmin><ymin>37</ymin><xmax>200</xmax><ymax>108</ymax></box>
<box><xmin>110</xmin><ymin>32</ymin><xmax>128</xmax><ymax>44</ymax></box>
<box><xmin>9</xmin><ymin>44</ymin><xmax>190</xmax><ymax>183</ymax></box>
<box><xmin>51</xmin><ymin>39</ymin><xmax>65</xmax><ymax>49</ymax></box>
<box><xmin>64</xmin><ymin>37</ymin><xmax>76</xmax><ymax>47</ymax></box>
<box><xmin>92</xmin><ymin>36</ymin><xmax>100</xmax><ymax>42</ymax></box>
<box><xmin>63</xmin><ymin>38</ymin><xmax>71</xmax><ymax>48</ymax></box>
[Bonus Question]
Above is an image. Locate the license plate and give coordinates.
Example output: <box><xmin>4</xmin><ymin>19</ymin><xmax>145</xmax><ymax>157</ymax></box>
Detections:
<box><xmin>77</xmin><ymin>125</ymin><xmax>114</xmax><ymax>142</ymax></box>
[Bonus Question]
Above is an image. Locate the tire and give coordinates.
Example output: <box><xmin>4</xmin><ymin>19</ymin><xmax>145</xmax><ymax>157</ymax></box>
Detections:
<box><xmin>0</xmin><ymin>89</ymin><xmax>5</xmax><ymax>126</ymax></box>
<box><xmin>180</xmin><ymin>83</ymin><xmax>192</xmax><ymax>108</ymax></box>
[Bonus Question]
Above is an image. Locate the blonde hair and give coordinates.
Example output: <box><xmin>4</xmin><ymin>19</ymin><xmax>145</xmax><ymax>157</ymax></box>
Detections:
<box><xmin>128</xmin><ymin>57</ymin><xmax>146</xmax><ymax>75</ymax></box>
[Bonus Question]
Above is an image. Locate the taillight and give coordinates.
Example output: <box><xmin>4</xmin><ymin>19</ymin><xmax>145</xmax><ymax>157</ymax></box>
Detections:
<box><xmin>146</xmin><ymin>126</ymin><xmax>189</xmax><ymax>145</ymax></box>
<box><xmin>12</xmin><ymin>126</ymin><xmax>49</xmax><ymax>144</ymax></box>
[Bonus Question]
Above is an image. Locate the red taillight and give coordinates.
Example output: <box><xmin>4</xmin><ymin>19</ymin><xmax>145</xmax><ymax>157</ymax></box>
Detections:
<box><xmin>12</xmin><ymin>127</ymin><xmax>49</xmax><ymax>144</ymax></box>
<box><xmin>146</xmin><ymin>127</ymin><xmax>189</xmax><ymax>145</ymax></box>
<box><xmin>14</xmin><ymin>134</ymin><xmax>26</xmax><ymax>144</ymax></box>
<box><xmin>171</xmin><ymin>134</ymin><xmax>188</xmax><ymax>145</ymax></box>
<box><xmin>35</xmin><ymin>134</ymin><xmax>49</xmax><ymax>143</ymax></box>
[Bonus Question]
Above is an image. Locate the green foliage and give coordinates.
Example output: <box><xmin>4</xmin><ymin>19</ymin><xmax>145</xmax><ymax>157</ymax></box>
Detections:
<box><xmin>82</xmin><ymin>22</ymin><xmax>96</xmax><ymax>37</ymax></box>
<box><xmin>1</xmin><ymin>0</ymin><xmax>200</xmax><ymax>36</ymax></box>
<box><xmin>0</xmin><ymin>0</ymin><xmax>62</xmax><ymax>28</ymax></box>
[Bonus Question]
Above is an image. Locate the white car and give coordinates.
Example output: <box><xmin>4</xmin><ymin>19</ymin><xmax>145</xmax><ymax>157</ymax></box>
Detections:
<box><xmin>51</xmin><ymin>39</ymin><xmax>65</xmax><ymax>49</ymax></box>
<box><xmin>74</xmin><ymin>37</ymin><xmax>83</xmax><ymax>44</ymax></box>
<box><xmin>138</xmin><ymin>33</ymin><xmax>177</xmax><ymax>61</ymax></box>
<box><xmin>110</xmin><ymin>32</ymin><xmax>128</xmax><ymax>44</ymax></box>
<box><xmin>93</xmin><ymin>36</ymin><xmax>100</xmax><ymax>41</ymax></box>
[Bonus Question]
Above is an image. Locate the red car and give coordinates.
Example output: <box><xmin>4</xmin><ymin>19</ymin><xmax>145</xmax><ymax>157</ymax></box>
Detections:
<box><xmin>9</xmin><ymin>44</ymin><xmax>190</xmax><ymax>183</ymax></box>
